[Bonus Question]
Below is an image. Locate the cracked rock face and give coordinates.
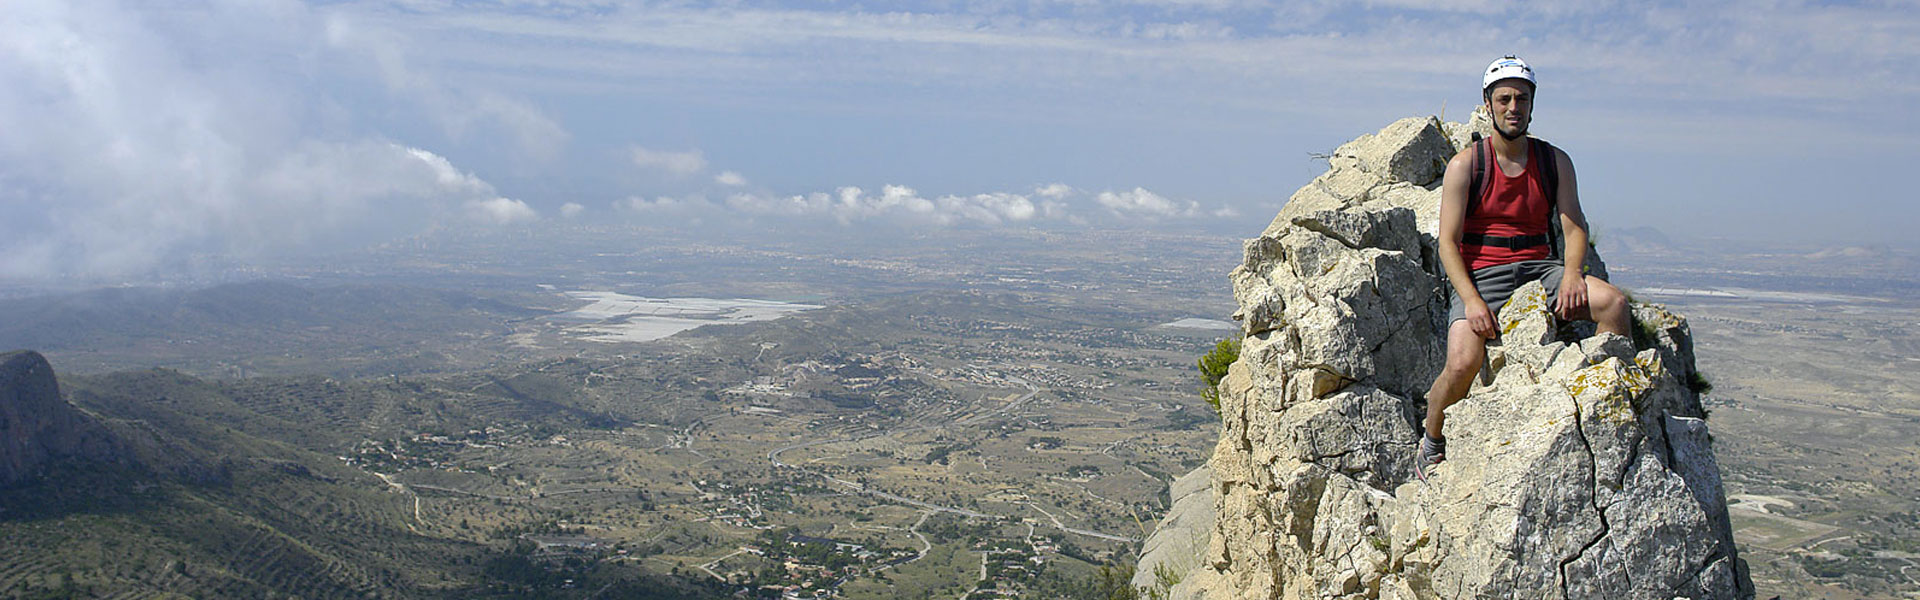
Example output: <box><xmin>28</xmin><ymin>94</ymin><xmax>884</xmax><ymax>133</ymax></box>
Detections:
<box><xmin>1169</xmin><ymin>116</ymin><xmax>1753</xmax><ymax>600</ymax></box>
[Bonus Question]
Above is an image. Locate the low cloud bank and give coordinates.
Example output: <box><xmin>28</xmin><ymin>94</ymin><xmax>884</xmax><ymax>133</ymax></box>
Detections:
<box><xmin>1097</xmin><ymin>187</ymin><xmax>1199</xmax><ymax>218</ymax></box>
<box><xmin>607</xmin><ymin>144</ymin><xmax>1238</xmax><ymax>229</ymax></box>
<box><xmin>618</xmin><ymin>182</ymin><xmax>1234</xmax><ymax>229</ymax></box>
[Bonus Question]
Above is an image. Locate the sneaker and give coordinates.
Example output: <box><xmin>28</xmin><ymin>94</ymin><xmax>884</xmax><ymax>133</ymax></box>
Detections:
<box><xmin>1415</xmin><ymin>434</ymin><xmax>1446</xmax><ymax>483</ymax></box>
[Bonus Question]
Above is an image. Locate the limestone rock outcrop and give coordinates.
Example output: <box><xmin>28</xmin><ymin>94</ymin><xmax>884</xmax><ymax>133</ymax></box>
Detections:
<box><xmin>1152</xmin><ymin>117</ymin><xmax>1752</xmax><ymax>599</ymax></box>
<box><xmin>1135</xmin><ymin>465</ymin><xmax>1217</xmax><ymax>592</ymax></box>
<box><xmin>0</xmin><ymin>350</ymin><xmax>125</xmax><ymax>487</ymax></box>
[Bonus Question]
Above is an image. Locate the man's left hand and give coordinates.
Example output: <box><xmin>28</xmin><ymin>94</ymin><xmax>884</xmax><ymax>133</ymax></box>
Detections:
<box><xmin>1556</xmin><ymin>274</ymin><xmax>1588</xmax><ymax>320</ymax></box>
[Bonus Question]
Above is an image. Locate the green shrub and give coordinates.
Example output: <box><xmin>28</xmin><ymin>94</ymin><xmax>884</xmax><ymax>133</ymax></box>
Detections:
<box><xmin>1630</xmin><ymin>313</ymin><xmax>1660</xmax><ymax>352</ymax></box>
<box><xmin>1688</xmin><ymin>371</ymin><xmax>1713</xmax><ymax>396</ymax></box>
<box><xmin>1196</xmin><ymin>336</ymin><xmax>1242</xmax><ymax>414</ymax></box>
<box><xmin>1147</xmin><ymin>563</ymin><xmax>1183</xmax><ymax>600</ymax></box>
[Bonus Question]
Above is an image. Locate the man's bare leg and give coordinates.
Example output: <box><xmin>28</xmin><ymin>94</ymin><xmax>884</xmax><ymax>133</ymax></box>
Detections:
<box><xmin>1420</xmin><ymin>276</ymin><xmax>1630</xmax><ymax>480</ymax></box>
<box><xmin>1424</xmin><ymin>319</ymin><xmax>1487</xmax><ymax>439</ymax></box>
<box><xmin>1583</xmin><ymin>276</ymin><xmax>1631</xmax><ymax>336</ymax></box>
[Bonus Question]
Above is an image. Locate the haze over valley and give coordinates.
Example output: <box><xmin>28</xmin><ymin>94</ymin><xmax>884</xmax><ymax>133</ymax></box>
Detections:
<box><xmin>2</xmin><ymin>223</ymin><xmax>1916</xmax><ymax>598</ymax></box>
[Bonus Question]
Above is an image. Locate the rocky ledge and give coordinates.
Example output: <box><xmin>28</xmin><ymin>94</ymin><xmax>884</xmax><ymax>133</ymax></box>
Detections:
<box><xmin>1142</xmin><ymin>115</ymin><xmax>1753</xmax><ymax>600</ymax></box>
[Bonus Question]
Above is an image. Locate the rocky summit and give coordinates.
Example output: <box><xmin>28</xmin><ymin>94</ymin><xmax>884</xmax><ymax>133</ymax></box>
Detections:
<box><xmin>0</xmin><ymin>350</ymin><xmax>124</xmax><ymax>488</ymax></box>
<box><xmin>1141</xmin><ymin>115</ymin><xmax>1754</xmax><ymax>599</ymax></box>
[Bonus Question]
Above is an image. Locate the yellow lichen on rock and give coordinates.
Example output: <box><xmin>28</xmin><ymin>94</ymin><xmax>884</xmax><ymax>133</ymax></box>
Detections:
<box><xmin>1562</xmin><ymin>358</ymin><xmax>1652</xmax><ymax>424</ymax></box>
<box><xmin>1500</xmin><ymin>284</ymin><xmax>1549</xmax><ymax>336</ymax></box>
<box><xmin>1633</xmin><ymin>352</ymin><xmax>1662</xmax><ymax>376</ymax></box>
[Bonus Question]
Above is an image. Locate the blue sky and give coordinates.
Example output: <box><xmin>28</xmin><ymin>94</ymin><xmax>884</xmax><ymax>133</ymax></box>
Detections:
<box><xmin>3</xmin><ymin>0</ymin><xmax>1916</xmax><ymax>280</ymax></box>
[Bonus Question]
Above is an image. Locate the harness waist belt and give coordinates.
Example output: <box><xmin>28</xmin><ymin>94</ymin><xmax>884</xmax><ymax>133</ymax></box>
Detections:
<box><xmin>1462</xmin><ymin>233</ymin><xmax>1549</xmax><ymax>249</ymax></box>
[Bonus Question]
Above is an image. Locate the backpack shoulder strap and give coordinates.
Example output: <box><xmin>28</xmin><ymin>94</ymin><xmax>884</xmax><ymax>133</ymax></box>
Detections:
<box><xmin>1531</xmin><ymin>137</ymin><xmax>1565</xmax><ymax>259</ymax></box>
<box><xmin>1468</xmin><ymin>136</ymin><xmax>1493</xmax><ymax>218</ymax></box>
<box><xmin>1532</xmin><ymin>137</ymin><xmax>1560</xmax><ymax>207</ymax></box>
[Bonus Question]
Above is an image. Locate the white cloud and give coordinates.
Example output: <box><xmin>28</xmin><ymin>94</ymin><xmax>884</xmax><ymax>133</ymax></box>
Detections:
<box><xmin>1096</xmin><ymin>187</ymin><xmax>1197</xmax><ymax>218</ymax></box>
<box><xmin>611</xmin><ymin>179</ymin><xmax>1227</xmax><ymax>228</ymax></box>
<box><xmin>625</xmin><ymin>183</ymin><xmax>1054</xmax><ymax>227</ymax></box>
<box><xmin>624</xmin><ymin>195</ymin><xmax>710</xmax><ymax>212</ymax></box>
<box><xmin>323</xmin><ymin>11</ymin><xmax>569</xmax><ymax>161</ymax></box>
<box><xmin>0</xmin><ymin>0</ymin><xmax>560</xmax><ymax>281</ymax></box>
<box><xmin>945</xmin><ymin>192</ymin><xmax>1038</xmax><ymax>224</ymax></box>
<box><xmin>402</xmin><ymin>146</ymin><xmax>496</xmax><ymax>196</ymax></box>
<box><xmin>1035</xmin><ymin>183</ymin><xmax>1075</xmax><ymax>199</ymax></box>
<box><xmin>715</xmin><ymin>171</ymin><xmax>748</xmax><ymax>186</ymax></box>
<box><xmin>239</xmin><ymin>141</ymin><xmax>526</xmax><ymax>240</ymax></box>
<box><xmin>631</xmin><ymin>146</ymin><xmax>708</xmax><ymax>176</ymax></box>
<box><xmin>560</xmin><ymin>202</ymin><xmax>586</xmax><ymax>218</ymax></box>
<box><xmin>467</xmin><ymin>197</ymin><xmax>538</xmax><ymax>225</ymax></box>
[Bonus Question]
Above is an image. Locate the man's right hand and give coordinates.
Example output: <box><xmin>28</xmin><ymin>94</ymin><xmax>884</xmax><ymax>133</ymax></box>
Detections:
<box><xmin>1464</xmin><ymin>300</ymin><xmax>1496</xmax><ymax>339</ymax></box>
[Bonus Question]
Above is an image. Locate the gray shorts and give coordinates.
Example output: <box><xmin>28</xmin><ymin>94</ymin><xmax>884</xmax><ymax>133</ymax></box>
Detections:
<box><xmin>1447</xmin><ymin>260</ymin><xmax>1577</xmax><ymax>323</ymax></box>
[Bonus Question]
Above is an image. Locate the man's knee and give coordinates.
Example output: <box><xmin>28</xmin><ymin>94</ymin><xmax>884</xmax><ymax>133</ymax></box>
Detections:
<box><xmin>1588</xmin><ymin>278</ymin><xmax>1629</xmax><ymax>314</ymax></box>
<box><xmin>1582</xmin><ymin>278</ymin><xmax>1632</xmax><ymax>334</ymax></box>
<box><xmin>1443</xmin><ymin>344</ymin><xmax>1477</xmax><ymax>369</ymax></box>
<box><xmin>1440</xmin><ymin>324</ymin><xmax>1485</xmax><ymax>375</ymax></box>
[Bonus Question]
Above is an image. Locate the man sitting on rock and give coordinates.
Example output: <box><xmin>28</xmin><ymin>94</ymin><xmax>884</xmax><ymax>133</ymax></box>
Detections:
<box><xmin>1416</xmin><ymin>56</ymin><xmax>1633</xmax><ymax>482</ymax></box>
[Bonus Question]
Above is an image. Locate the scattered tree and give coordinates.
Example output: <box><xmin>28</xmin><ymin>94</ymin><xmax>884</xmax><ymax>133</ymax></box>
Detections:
<box><xmin>1196</xmin><ymin>335</ymin><xmax>1242</xmax><ymax>414</ymax></box>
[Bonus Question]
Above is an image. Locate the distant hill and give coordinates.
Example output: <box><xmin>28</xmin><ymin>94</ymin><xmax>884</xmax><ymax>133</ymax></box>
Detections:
<box><xmin>0</xmin><ymin>350</ymin><xmax>127</xmax><ymax>487</ymax></box>
<box><xmin>0</xmin><ymin>281</ymin><xmax>554</xmax><ymax>377</ymax></box>
<box><xmin>0</xmin><ymin>351</ymin><xmax>718</xmax><ymax>598</ymax></box>
<box><xmin>1595</xmin><ymin>225</ymin><xmax>1677</xmax><ymax>256</ymax></box>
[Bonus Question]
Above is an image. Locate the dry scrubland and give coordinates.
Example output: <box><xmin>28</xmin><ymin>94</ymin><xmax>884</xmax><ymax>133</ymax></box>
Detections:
<box><xmin>1646</xmin><ymin>293</ymin><xmax>1920</xmax><ymax>599</ymax></box>
<box><xmin>1</xmin><ymin>279</ymin><xmax>1227</xmax><ymax>598</ymax></box>
<box><xmin>1614</xmin><ymin>238</ymin><xmax>1920</xmax><ymax>598</ymax></box>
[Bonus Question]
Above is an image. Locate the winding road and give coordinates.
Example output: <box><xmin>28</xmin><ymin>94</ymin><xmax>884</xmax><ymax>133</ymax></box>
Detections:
<box><xmin>372</xmin><ymin>472</ymin><xmax>425</xmax><ymax>532</ymax></box>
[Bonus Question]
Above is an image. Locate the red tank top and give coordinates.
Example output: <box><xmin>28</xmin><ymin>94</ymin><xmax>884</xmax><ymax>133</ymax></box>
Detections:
<box><xmin>1462</xmin><ymin>148</ymin><xmax>1554</xmax><ymax>270</ymax></box>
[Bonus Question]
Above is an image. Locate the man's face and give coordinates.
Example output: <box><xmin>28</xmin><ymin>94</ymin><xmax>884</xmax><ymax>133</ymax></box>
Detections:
<box><xmin>1485</xmin><ymin>80</ymin><xmax>1534</xmax><ymax>139</ymax></box>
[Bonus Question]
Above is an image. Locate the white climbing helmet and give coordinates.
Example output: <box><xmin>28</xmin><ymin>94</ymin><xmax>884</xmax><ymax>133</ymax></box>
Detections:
<box><xmin>1482</xmin><ymin>55</ymin><xmax>1536</xmax><ymax>92</ymax></box>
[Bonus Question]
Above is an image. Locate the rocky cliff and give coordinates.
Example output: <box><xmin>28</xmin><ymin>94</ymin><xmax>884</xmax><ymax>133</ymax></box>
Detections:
<box><xmin>0</xmin><ymin>350</ymin><xmax>125</xmax><ymax>487</ymax></box>
<box><xmin>1144</xmin><ymin>116</ymin><xmax>1753</xmax><ymax>599</ymax></box>
<box><xmin>1135</xmin><ymin>465</ymin><xmax>1217</xmax><ymax>591</ymax></box>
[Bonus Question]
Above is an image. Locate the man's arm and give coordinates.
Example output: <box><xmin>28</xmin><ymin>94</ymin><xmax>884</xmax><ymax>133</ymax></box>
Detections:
<box><xmin>1552</xmin><ymin>147</ymin><xmax>1591</xmax><ymax>319</ymax></box>
<box><xmin>1438</xmin><ymin>151</ymin><xmax>1495</xmax><ymax>339</ymax></box>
